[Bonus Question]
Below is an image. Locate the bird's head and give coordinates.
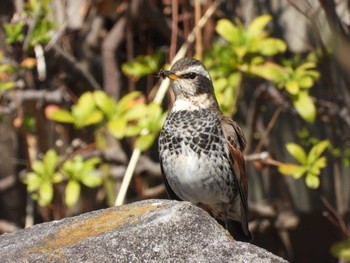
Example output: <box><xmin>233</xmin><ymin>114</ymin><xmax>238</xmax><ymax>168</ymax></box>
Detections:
<box><xmin>159</xmin><ymin>57</ymin><xmax>219</xmax><ymax>111</ymax></box>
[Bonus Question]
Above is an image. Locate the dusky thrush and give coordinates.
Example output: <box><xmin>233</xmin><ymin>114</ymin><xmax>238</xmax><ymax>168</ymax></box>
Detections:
<box><xmin>158</xmin><ymin>57</ymin><xmax>252</xmax><ymax>241</ymax></box>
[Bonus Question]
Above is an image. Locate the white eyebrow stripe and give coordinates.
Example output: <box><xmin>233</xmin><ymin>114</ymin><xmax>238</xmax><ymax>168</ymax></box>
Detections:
<box><xmin>176</xmin><ymin>65</ymin><xmax>211</xmax><ymax>81</ymax></box>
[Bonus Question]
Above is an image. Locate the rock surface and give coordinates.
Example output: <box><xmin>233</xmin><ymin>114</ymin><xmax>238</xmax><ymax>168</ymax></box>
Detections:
<box><xmin>0</xmin><ymin>199</ymin><xmax>288</xmax><ymax>262</ymax></box>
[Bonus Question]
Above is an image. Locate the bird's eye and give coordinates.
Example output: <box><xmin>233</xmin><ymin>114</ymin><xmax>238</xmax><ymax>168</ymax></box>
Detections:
<box><xmin>181</xmin><ymin>72</ymin><xmax>197</xmax><ymax>79</ymax></box>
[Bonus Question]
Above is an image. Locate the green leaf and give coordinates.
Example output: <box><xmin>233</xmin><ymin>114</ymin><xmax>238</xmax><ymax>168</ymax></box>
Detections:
<box><xmin>309</xmin><ymin>156</ymin><xmax>327</xmax><ymax>175</ymax></box>
<box><xmin>247</xmin><ymin>62</ymin><xmax>285</xmax><ymax>82</ymax></box>
<box><xmin>292</xmin><ymin>91</ymin><xmax>316</xmax><ymax>123</ymax></box>
<box><xmin>286</xmin><ymin>143</ymin><xmax>307</xmax><ymax>164</ymax></box>
<box><xmin>108</xmin><ymin>118</ymin><xmax>126</xmax><ymax>139</ymax></box>
<box><xmin>48</xmin><ymin>109</ymin><xmax>75</xmax><ymax>123</ymax></box>
<box><xmin>285</xmin><ymin>80</ymin><xmax>300</xmax><ymax>95</ymax></box>
<box><xmin>307</xmin><ymin>140</ymin><xmax>329</xmax><ymax>164</ymax></box>
<box><xmin>80</xmin><ymin>174</ymin><xmax>102</xmax><ymax>188</ymax></box>
<box><xmin>115</xmin><ymin>91</ymin><xmax>142</xmax><ymax>115</ymax></box>
<box><xmin>65</xmin><ymin>180</ymin><xmax>80</xmax><ymax>208</ymax></box>
<box><xmin>38</xmin><ymin>182</ymin><xmax>53</xmax><ymax>206</ymax></box>
<box><xmin>32</xmin><ymin>161</ymin><xmax>45</xmax><ymax>175</ymax></box>
<box><xmin>79</xmin><ymin>110</ymin><xmax>104</xmax><ymax>128</ymax></box>
<box><xmin>135</xmin><ymin>133</ymin><xmax>156</xmax><ymax>151</ymax></box>
<box><xmin>93</xmin><ymin>91</ymin><xmax>116</xmax><ymax>118</ymax></box>
<box><xmin>331</xmin><ymin>239</ymin><xmax>350</xmax><ymax>261</ymax></box>
<box><xmin>0</xmin><ymin>81</ymin><xmax>15</xmax><ymax>91</ymax></box>
<box><xmin>278</xmin><ymin>163</ymin><xmax>306</xmax><ymax>179</ymax></box>
<box><xmin>216</xmin><ymin>19</ymin><xmax>240</xmax><ymax>44</ymax></box>
<box><xmin>4</xmin><ymin>22</ymin><xmax>25</xmax><ymax>44</ymax></box>
<box><xmin>74</xmin><ymin>92</ymin><xmax>95</xmax><ymax>115</ymax></box>
<box><xmin>43</xmin><ymin>150</ymin><xmax>58</xmax><ymax>174</ymax></box>
<box><xmin>122</xmin><ymin>54</ymin><xmax>160</xmax><ymax>77</ymax></box>
<box><xmin>122</xmin><ymin>104</ymin><xmax>149</xmax><ymax>121</ymax></box>
<box><xmin>77</xmin><ymin>157</ymin><xmax>101</xmax><ymax>177</ymax></box>
<box><xmin>299</xmin><ymin>76</ymin><xmax>314</xmax><ymax>88</ymax></box>
<box><xmin>24</xmin><ymin>172</ymin><xmax>42</xmax><ymax>192</ymax></box>
<box><xmin>305</xmin><ymin>173</ymin><xmax>320</xmax><ymax>189</ymax></box>
<box><xmin>247</xmin><ymin>15</ymin><xmax>272</xmax><ymax>39</ymax></box>
<box><xmin>257</xmin><ymin>38</ymin><xmax>287</xmax><ymax>56</ymax></box>
<box><xmin>124</xmin><ymin>125</ymin><xmax>142</xmax><ymax>137</ymax></box>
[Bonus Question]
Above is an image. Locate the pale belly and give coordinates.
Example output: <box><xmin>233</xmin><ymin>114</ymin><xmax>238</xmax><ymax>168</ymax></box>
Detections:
<box><xmin>161</xmin><ymin>144</ymin><xmax>232</xmax><ymax>205</ymax></box>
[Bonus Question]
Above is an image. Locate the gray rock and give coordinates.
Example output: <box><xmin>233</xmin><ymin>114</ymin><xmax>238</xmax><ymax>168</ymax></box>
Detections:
<box><xmin>0</xmin><ymin>199</ymin><xmax>288</xmax><ymax>262</ymax></box>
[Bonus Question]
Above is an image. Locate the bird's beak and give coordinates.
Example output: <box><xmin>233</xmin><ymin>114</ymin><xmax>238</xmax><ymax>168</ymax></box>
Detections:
<box><xmin>160</xmin><ymin>70</ymin><xmax>179</xmax><ymax>80</ymax></box>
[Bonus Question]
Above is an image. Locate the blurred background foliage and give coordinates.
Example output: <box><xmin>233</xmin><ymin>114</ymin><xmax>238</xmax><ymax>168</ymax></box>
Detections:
<box><xmin>0</xmin><ymin>0</ymin><xmax>350</xmax><ymax>262</ymax></box>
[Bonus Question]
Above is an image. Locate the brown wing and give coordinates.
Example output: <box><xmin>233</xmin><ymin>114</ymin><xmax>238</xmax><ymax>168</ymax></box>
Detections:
<box><xmin>220</xmin><ymin>115</ymin><xmax>251</xmax><ymax>238</ymax></box>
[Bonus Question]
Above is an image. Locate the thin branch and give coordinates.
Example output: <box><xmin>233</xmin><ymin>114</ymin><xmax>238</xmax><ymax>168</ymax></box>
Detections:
<box><xmin>0</xmin><ymin>88</ymin><xmax>70</xmax><ymax>115</ymax></box>
<box><xmin>321</xmin><ymin>195</ymin><xmax>350</xmax><ymax>237</ymax></box>
<box><xmin>195</xmin><ymin>0</ymin><xmax>203</xmax><ymax>60</ymax></box>
<box><xmin>169</xmin><ymin>0</ymin><xmax>179</xmax><ymax>61</ymax></box>
<box><xmin>52</xmin><ymin>44</ymin><xmax>102</xmax><ymax>90</ymax></box>
<box><xmin>254</xmin><ymin>106</ymin><xmax>283</xmax><ymax>153</ymax></box>
<box><xmin>245</xmin><ymin>151</ymin><xmax>283</xmax><ymax>166</ymax></box>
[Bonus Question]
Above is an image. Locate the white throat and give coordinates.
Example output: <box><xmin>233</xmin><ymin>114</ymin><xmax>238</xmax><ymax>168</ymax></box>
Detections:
<box><xmin>172</xmin><ymin>94</ymin><xmax>214</xmax><ymax>112</ymax></box>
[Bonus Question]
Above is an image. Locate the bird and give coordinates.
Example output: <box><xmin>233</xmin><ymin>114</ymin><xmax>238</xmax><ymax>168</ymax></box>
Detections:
<box><xmin>158</xmin><ymin>57</ymin><xmax>252</xmax><ymax>242</ymax></box>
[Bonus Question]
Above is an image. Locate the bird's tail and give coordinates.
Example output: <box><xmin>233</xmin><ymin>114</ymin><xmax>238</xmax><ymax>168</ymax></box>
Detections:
<box><xmin>220</xmin><ymin>219</ymin><xmax>253</xmax><ymax>242</ymax></box>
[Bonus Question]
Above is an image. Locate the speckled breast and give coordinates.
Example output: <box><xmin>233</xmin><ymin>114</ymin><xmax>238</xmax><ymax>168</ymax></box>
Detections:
<box><xmin>159</xmin><ymin>109</ymin><xmax>236</xmax><ymax>204</ymax></box>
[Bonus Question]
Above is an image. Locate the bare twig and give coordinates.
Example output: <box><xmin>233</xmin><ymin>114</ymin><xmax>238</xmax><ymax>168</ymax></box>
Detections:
<box><xmin>254</xmin><ymin>106</ymin><xmax>283</xmax><ymax>153</ymax></box>
<box><xmin>321</xmin><ymin>195</ymin><xmax>350</xmax><ymax>237</ymax></box>
<box><xmin>245</xmin><ymin>151</ymin><xmax>282</xmax><ymax>166</ymax></box>
<box><xmin>52</xmin><ymin>44</ymin><xmax>102</xmax><ymax>90</ymax></box>
<box><xmin>169</xmin><ymin>0</ymin><xmax>179</xmax><ymax>62</ymax></box>
<box><xmin>0</xmin><ymin>88</ymin><xmax>70</xmax><ymax>115</ymax></box>
<box><xmin>195</xmin><ymin>0</ymin><xmax>203</xmax><ymax>60</ymax></box>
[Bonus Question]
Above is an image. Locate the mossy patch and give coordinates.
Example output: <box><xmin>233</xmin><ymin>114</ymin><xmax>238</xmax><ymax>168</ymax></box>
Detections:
<box><xmin>20</xmin><ymin>202</ymin><xmax>163</xmax><ymax>261</ymax></box>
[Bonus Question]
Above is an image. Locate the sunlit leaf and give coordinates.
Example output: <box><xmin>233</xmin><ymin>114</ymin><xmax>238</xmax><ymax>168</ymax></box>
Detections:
<box><xmin>124</xmin><ymin>125</ymin><xmax>142</xmax><ymax>137</ymax></box>
<box><xmin>38</xmin><ymin>182</ymin><xmax>53</xmax><ymax>206</ymax></box>
<box><xmin>257</xmin><ymin>38</ymin><xmax>287</xmax><ymax>56</ymax></box>
<box><xmin>115</xmin><ymin>91</ymin><xmax>143</xmax><ymax>115</ymax></box>
<box><xmin>43</xmin><ymin>149</ymin><xmax>58</xmax><ymax>174</ymax></box>
<box><xmin>286</xmin><ymin>143</ymin><xmax>307</xmax><ymax>164</ymax></box>
<box><xmin>331</xmin><ymin>239</ymin><xmax>350</xmax><ymax>261</ymax></box>
<box><xmin>47</xmin><ymin>109</ymin><xmax>75</xmax><ymax>123</ymax></box>
<box><xmin>309</xmin><ymin>156</ymin><xmax>327</xmax><ymax>176</ymax></box>
<box><xmin>307</xmin><ymin>140</ymin><xmax>329</xmax><ymax>164</ymax></box>
<box><xmin>278</xmin><ymin>163</ymin><xmax>306</xmax><ymax>179</ymax></box>
<box><xmin>305</xmin><ymin>173</ymin><xmax>320</xmax><ymax>189</ymax></box>
<box><xmin>32</xmin><ymin>161</ymin><xmax>45</xmax><ymax>175</ymax></box>
<box><xmin>0</xmin><ymin>81</ymin><xmax>15</xmax><ymax>91</ymax></box>
<box><xmin>4</xmin><ymin>22</ymin><xmax>25</xmax><ymax>44</ymax></box>
<box><xmin>79</xmin><ymin>110</ymin><xmax>104</xmax><ymax>128</ymax></box>
<box><xmin>93</xmin><ymin>91</ymin><xmax>116</xmax><ymax>118</ymax></box>
<box><xmin>80</xmin><ymin>174</ymin><xmax>102</xmax><ymax>188</ymax></box>
<box><xmin>285</xmin><ymin>80</ymin><xmax>300</xmax><ymax>95</ymax></box>
<box><xmin>292</xmin><ymin>91</ymin><xmax>316</xmax><ymax>123</ymax></box>
<box><xmin>108</xmin><ymin>118</ymin><xmax>126</xmax><ymax>139</ymax></box>
<box><xmin>135</xmin><ymin>133</ymin><xmax>155</xmax><ymax>151</ymax></box>
<box><xmin>123</xmin><ymin>104</ymin><xmax>149</xmax><ymax>121</ymax></box>
<box><xmin>24</xmin><ymin>172</ymin><xmax>42</xmax><ymax>192</ymax></box>
<box><xmin>216</xmin><ymin>19</ymin><xmax>240</xmax><ymax>44</ymax></box>
<box><xmin>299</xmin><ymin>76</ymin><xmax>314</xmax><ymax>88</ymax></box>
<box><xmin>122</xmin><ymin>54</ymin><xmax>160</xmax><ymax>77</ymax></box>
<box><xmin>65</xmin><ymin>180</ymin><xmax>80</xmax><ymax>208</ymax></box>
<box><xmin>247</xmin><ymin>62</ymin><xmax>285</xmax><ymax>82</ymax></box>
<box><xmin>78</xmin><ymin>157</ymin><xmax>101</xmax><ymax>177</ymax></box>
<box><xmin>247</xmin><ymin>15</ymin><xmax>272</xmax><ymax>39</ymax></box>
